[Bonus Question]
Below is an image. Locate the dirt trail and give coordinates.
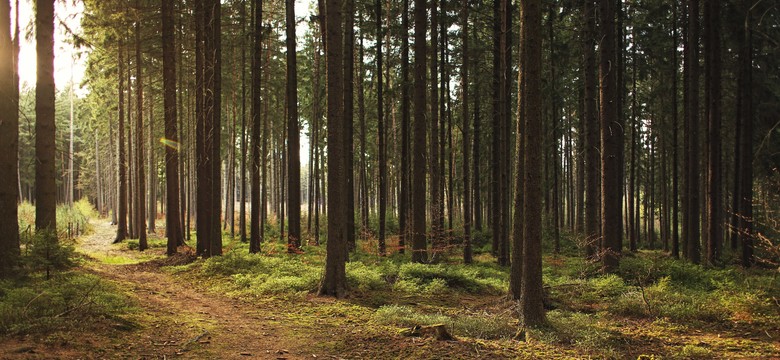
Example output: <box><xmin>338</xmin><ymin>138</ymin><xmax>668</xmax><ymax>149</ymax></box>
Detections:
<box><xmin>19</xmin><ymin>221</ymin><xmax>319</xmax><ymax>359</ymax></box>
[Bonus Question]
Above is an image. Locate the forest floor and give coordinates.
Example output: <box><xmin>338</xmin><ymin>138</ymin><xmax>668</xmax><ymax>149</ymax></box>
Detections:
<box><xmin>0</xmin><ymin>221</ymin><xmax>315</xmax><ymax>359</ymax></box>
<box><xmin>1</xmin><ymin>219</ymin><xmax>779</xmax><ymax>359</ymax></box>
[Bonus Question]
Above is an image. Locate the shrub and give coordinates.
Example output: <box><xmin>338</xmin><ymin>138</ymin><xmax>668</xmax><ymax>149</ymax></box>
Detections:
<box><xmin>0</xmin><ymin>272</ymin><xmax>134</xmax><ymax>335</ymax></box>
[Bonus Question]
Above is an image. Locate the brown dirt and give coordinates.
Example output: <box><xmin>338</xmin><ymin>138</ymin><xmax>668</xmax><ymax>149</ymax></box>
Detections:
<box><xmin>0</xmin><ymin>220</ymin><xmax>319</xmax><ymax>359</ymax></box>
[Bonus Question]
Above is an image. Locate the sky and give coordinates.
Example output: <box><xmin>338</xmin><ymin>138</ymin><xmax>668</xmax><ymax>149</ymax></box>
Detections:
<box><xmin>14</xmin><ymin>0</ymin><xmax>87</xmax><ymax>95</ymax></box>
<box><xmin>11</xmin><ymin>0</ymin><xmax>312</xmax><ymax>166</ymax></box>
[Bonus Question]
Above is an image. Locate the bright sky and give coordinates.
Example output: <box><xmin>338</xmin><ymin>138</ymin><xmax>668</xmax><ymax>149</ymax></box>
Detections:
<box><xmin>13</xmin><ymin>0</ymin><xmax>87</xmax><ymax>95</ymax></box>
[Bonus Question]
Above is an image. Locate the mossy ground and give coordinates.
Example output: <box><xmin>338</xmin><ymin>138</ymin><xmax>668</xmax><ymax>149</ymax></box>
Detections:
<box><xmin>2</xmin><ymin>215</ymin><xmax>778</xmax><ymax>359</ymax></box>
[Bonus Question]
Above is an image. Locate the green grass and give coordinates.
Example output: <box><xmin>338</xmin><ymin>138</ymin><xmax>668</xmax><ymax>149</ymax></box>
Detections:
<box><xmin>0</xmin><ymin>271</ymin><xmax>136</xmax><ymax>335</ymax></box>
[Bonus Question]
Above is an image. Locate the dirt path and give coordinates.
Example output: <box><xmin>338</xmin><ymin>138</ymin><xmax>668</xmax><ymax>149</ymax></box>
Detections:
<box><xmin>25</xmin><ymin>221</ymin><xmax>320</xmax><ymax>359</ymax></box>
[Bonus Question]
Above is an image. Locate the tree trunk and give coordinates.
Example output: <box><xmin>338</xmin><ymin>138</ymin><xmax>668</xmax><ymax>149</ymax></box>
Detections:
<box><xmin>519</xmin><ymin>0</ymin><xmax>545</xmax><ymax>325</ymax></box>
<box><xmin>319</xmin><ymin>0</ymin><xmax>347</xmax><ymax>297</ymax></box>
<box><xmin>582</xmin><ymin>0</ymin><xmax>599</xmax><ymax>258</ymax></box>
<box><xmin>411</xmin><ymin>0</ymin><xmax>428</xmax><ymax>264</ymax></box>
<box><xmin>344</xmin><ymin>0</ymin><xmax>356</xmax><ymax>253</ymax></box>
<box><xmin>115</xmin><ymin>40</ymin><xmax>128</xmax><ymax>244</ymax></box>
<box><xmin>429</xmin><ymin>0</ymin><xmax>442</xmax><ymax>262</ymax></box>
<box><xmin>376</xmin><ymin>0</ymin><xmax>386</xmax><ymax>255</ymax></box>
<box><xmin>461</xmin><ymin>0</ymin><xmax>472</xmax><ymax>264</ymax></box>
<box><xmin>34</xmin><ymin>0</ymin><xmax>56</xmax><ymax>234</ymax></box>
<box><xmin>135</xmin><ymin>5</ymin><xmax>148</xmax><ymax>251</ymax></box>
<box><xmin>399</xmin><ymin>0</ymin><xmax>410</xmax><ymax>255</ymax></box>
<box><xmin>600</xmin><ymin>0</ymin><xmax>622</xmax><ymax>271</ymax></box>
<box><xmin>684</xmin><ymin>0</ymin><xmax>700</xmax><ymax>264</ymax></box>
<box><xmin>163</xmin><ymin>0</ymin><xmax>183</xmax><ymax>255</ymax></box>
<box><xmin>285</xmin><ymin>0</ymin><xmax>301</xmax><ymax>253</ymax></box>
<box><xmin>250</xmin><ymin>0</ymin><xmax>264</xmax><ymax>253</ymax></box>
<box><xmin>0</xmin><ymin>0</ymin><xmax>19</xmax><ymax>276</ymax></box>
<box><xmin>704</xmin><ymin>0</ymin><xmax>721</xmax><ymax>265</ymax></box>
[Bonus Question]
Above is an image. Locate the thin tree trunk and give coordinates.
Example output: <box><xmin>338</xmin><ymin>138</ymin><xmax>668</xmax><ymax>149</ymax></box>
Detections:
<box><xmin>135</xmin><ymin>5</ymin><xmax>148</xmax><ymax>251</ymax></box>
<box><xmin>0</xmin><ymin>0</ymin><xmax>20</xmax><ymax>276</ymax></box>
<box><xmin>582</xmin><ymin>0</ymin><xmax>599</xmax><ymax>258</ymax></box>
<box><xmin>411</xmin><ymin>0</ymin><xmax>428</xmax><ymax>263</ymax></box>
<box><xmin>600</xmin><ymin>0</ymin><xmax>622</xmax><ymax>271</ymax></box>
<box><xmin>399</xmin><ymin>0</ymin><xmax>410</xmax><ymax>255</ymax></box>
<box><xmin>115</xmin><ymin>40</ymin><xmax>128</xmax><ymax>243</ymax></box>
<box><xmin>684</xmin><ymin>0</ymin><xmax>700</xmax><ymax>264</ymax></box>
<box><xmin>163</xmin><ymin>0</ymin><xmax>183</xmax><ymax>255</ymax></box>
<box><xmin>286</xmin><ymin>0</ymin><xmax>301</xmax><ymax>252</ymax></box>
<box><xmin>34</xmin><ymin>0</ymin><xmax>56</xmax><ymax>233</ymax></box>
<box><xmin>376</xmin><ymin>0</ymin><xmax>386</xmax><ymax>255</ymax></box>
<box><xmin>461</xmin><ymin>0</ymin><xmax>472</xmax><ymax>264</ymax></box>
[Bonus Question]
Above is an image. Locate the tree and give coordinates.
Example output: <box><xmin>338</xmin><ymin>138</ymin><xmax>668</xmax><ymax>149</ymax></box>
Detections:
<box><xmin>344</xmin><ymin>0</ymin><xmax>356</xmax><ymax>253</ymax></box>
<box><xmin>461</xmin><ymin>0</ymin><xmax>472</xmax><ymax>264</ymax></box>
<box><xmin>35</xmin><ymin>0</ymin><xmax>56</xmax><ymax>234</ymax></box>
<box><xmin>163</xmin><ymin>0</ymin><xmax>183</xmax><ymax>255</ymax></box>
<box><xmin>684</xmin><ymin>0</ymin><xmax>701</xmax><ymax>264</ymax></box>
<box><xmin>286</xmin><ymin>0</ymin><xmax>301</xmax><ymax>253</ymax></box>
<box><xmin>250</xmin><ymin>0</ymin><xmax>263</xmax><ymax>254</ymax></box>
<box><xmin>0</xmin><ymin>0</ymin><xmax>19</xmax><ymax>277</ymax></box>
<box><xmin>319</xmin><ymin>0</ymin><xmax>347</xmax><ymax>297</ymax></box>
<box><xmin>704</xmin><ymin>0</ymin><xmax>721</xmax><ymax>265</ymax></box>
<box><xmin>376</xmin><ymin>0</ymin><xmax>387</xmax><ymax>255</ymax></box>
<box><xmin>399</xmin><ymin>0</ymin><xmax>410</xmax><ymax>255</ymax></box>
<box><xmin>519</xmin><ymin>0</ymin><xmax>545</xmax><ymax>326</ymax></box>
<box><xmin>582</xmin><ymin>0</ymin><xmax>598</xmax><ymax>258</ymax></box>
<box><xmin>600</xmin><ymin>0</ymin><xmax>622</xmax><ymax>271</ymax></box>
<box><xmin>134</xmin><ymin>2</ymin><xmax>147</xmax><ymax>251</ymax></box>
<box><xmin>411</xmin><ymin>0</ymin><xmax>427</xmax><ymax>264</ymax></box>
<box><xmin>114</xmin><ymin>40</ymin><xmax>128</xmax><ymax>244</ymax></box>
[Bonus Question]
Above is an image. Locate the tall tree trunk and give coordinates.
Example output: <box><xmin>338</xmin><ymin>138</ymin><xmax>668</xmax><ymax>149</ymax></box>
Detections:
<box><xmin>399</xmin><ymin>0</ymin><xmax>410</xmax><ymax>255</ymax></box>
<box><xmin>429</xmin><ymin>0</ymin><xmax>442</xmax><ymax>261</ymax></box>
<box><xmin>600</xmin><ymin>0</ymin><xmax>622</xmax><ymax>271</ymax></box>
<box><xmin>163</xmin><ymin>0</ymin><xmax>183</xmax><ymax>255</ymax></box>
<box><xmin>509</xmin><ymin>3</ymin><xmax>526</xmax><ymax>300</ymax></box>
<box><xmin>250</xmin><ymin>0</ymin><xmax>263</xmax><ymax>253</ymax></box>
<box><xmin>358</xmin><ymin>23</ymin><xmax>369</xmax><ymax>239</ymax></box>
<box><xmin>461</xmin><ymin>0</ymin><xmax>472</xmax><ymax>264</ymax></box>
<box><xmin>411</xmin><ymin>0</ymin><xmax>428</xmax><ymax>263</ymax></box>
<box><xmin>239</xmin><ymin>0</ymin><xmax>248</xmax><ymax>244</ymax></box>
<box><xmin>672</xmin><ymin>0</ymin><xmax>680</xmax><ymax>258</ymax></box>
<box><xmin>115</xmin><ymin>40</ymin><xmax>128</xmax><ymax>244</ymax></box>
<box><xmin>319</xmin><ymin>0</ymin><xmax>347</xmax><ymax>297</ymax></box>
<box><xmin>738</xmin><ymin>5</ymin><xmax>753</xmax><ymax>267</ymax></box>
<box><xmin>519</xmin><ymin>0</ymin><xmax>545</xmax><ymax>325</ymax></box>
<box><xmin>135</xmin><ymin>5</ymin><xmax>148</xmax><ymax>251</ymax></box>
<box><xmin>286</xmin><ymin>0</ymin><xmax>301</xmax><ymax>252</ymax></box>
<box><xmin>684</xmin><ymin>0</ymin><xmax>700</xmax><ymax>264</ymax></box>
<box><xmin>34</xmin><ymin>0</ymin><xmax>56</xmax><ymax>233</ymax></box>
<box><xmin>344</xmin><ymin>0</ymin><xmax>355</xmax><ymax>253</ymax></box>
<box><xmin>376</xmin><ymin>0</ymin><xmax>387</xmax><ymax>255</ymax></box>
<box><xmin>704</xmin><ymin>0</ymin><xmax>721</xmax><ymax>265</ymax></box>
<box><xmin>195</xmin><ymin>0</ymin><xmax>208</xmax><ymax>255</ymax></box>
<box><xmin>473</xmin><ymin>85</ymin><xmax>482</xmax><ymax>232</ymax></box>
<box><xmin>0</xmin><ymin>0</ymin><xmax>19</xmax><ymax>276</ymax></box>
<box><xmin>148</xmin><ymin>97</ymin><xmax>157</xmax><ymax>235</ymax></box>
<box><xmin>582</xmin><ymin>0</ymin><xmax>598</xmax><ymax>258</ymax></box>
<box><xmin>548</xmin><ymin>4</ymin><xmax>560</xmax><ymax>254</ymax></box>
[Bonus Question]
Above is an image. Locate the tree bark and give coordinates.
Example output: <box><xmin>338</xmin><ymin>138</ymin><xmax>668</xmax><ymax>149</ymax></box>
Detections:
<box><xmin>376</xmin><ymin>0</ymin><xmax>386</xmax><ymax>255</ymax></box>
<box><xmin>34</xmin><ymin>0</ymin><xmax>56</xmax><ymax>234</ymax></box>
<box><xmin>319</xmin><ymin>0</ymin><xmax>347</xmax><ymax>297</ymax></box>
<box><xmin>461</xmin><ymin>0</ymin><xmax>472</xmax><ymax>264</ymax></box>
<box><xmin>684</xmin><ymin>0</ymin><xmax>700</xmax><ymax>264</ymax></box>
<box><xmin>135</xmin><ymin>5</ymin><xmax>148</xmax><ymax>251</ymax></box>
<box><xmin>163</xmin><ymin>0</ymin><xmax>183</xmax><ymax>255</ymax></box>
<box><xmin>285</xmin><ymin>0</ymin><xmax>301</xmax><ymax>252</ymax></box>
<box><xmin>582</xmin><ymin>0</ymin><xmax>599</xmax><ymax>258</ymax></box>
<box><xmin>399</xmin><ymin>0</ymin><xmax>410</xmax><ymax>255</ymax></box>
<box><xmin>600</xmin><ymin>0</ymin><xmax>622</xmax><ymax>271</ymax></box>
<box><xmin>0</xmin><ymin>0</ymin><xmax>19</xmax><ymax>276</ymax></box>
<box><xmin>704</xmin><ymin>0</ymin><xmax>721</xmax><ymax>265</ymax></box>
<box><xmin>519</xmin><ymin>0</ymin><xmax>545</xmax><ymax>325</ymax></box>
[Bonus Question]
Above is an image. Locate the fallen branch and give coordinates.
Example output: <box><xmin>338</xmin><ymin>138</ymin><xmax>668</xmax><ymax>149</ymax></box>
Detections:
<box><xmin>178</xmin><ymin>330</ymin><xmax>210</xmax><ymax>353</ymax></box>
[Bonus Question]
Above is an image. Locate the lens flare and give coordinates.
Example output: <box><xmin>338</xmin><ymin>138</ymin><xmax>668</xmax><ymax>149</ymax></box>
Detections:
<box><xmin>160</xmin><ymin>137</ymin><xmax>181</xmax><ymax>151</ymax></box>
